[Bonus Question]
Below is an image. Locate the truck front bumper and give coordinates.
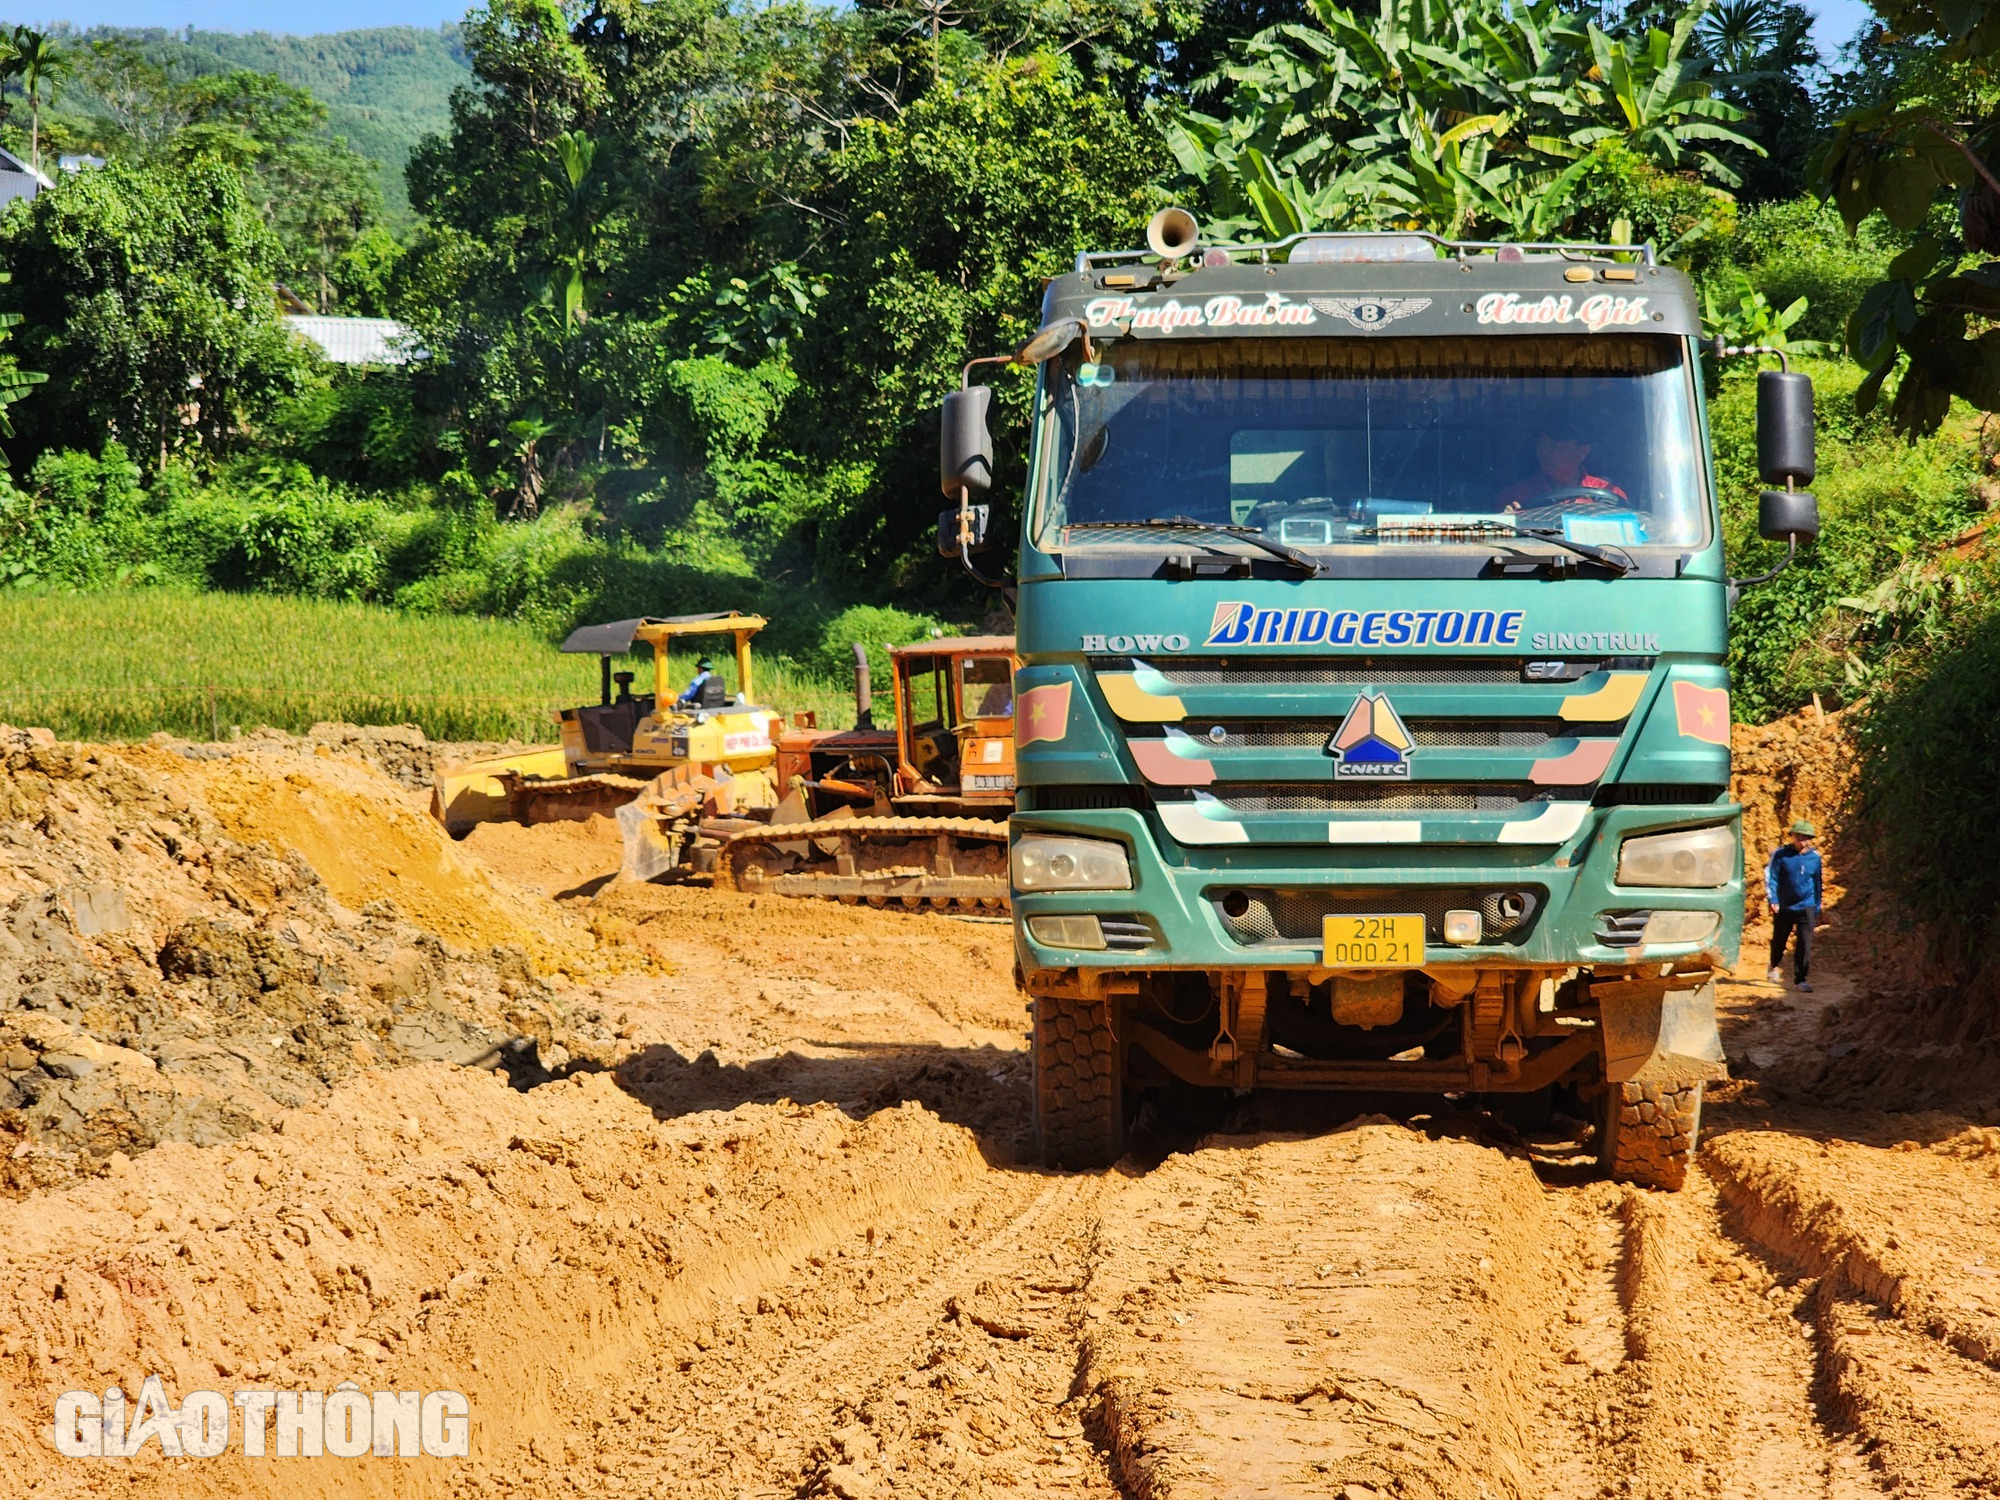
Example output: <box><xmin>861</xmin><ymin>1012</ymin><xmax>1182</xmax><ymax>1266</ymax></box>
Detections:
<box><xmin>1011</xmin><ymin>802</ymin><xmax>1744</xmax><ymax>977</ymax></box>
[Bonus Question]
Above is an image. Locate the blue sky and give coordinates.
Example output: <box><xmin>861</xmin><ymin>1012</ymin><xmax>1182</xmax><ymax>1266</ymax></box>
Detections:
<box><xmin>0</xmin><ymin>0</ymin><xmax>1881</xmax><ymax>50</ymax></box>
<box><xmin>0</xmin><ymin>0</ymin><xmax>468</xmax><ymax>28</ymax></box>
<box><xmin>1807</xmin><ymin>0</ymin><xmax>1876</xmax><ymax>56</ymax></box>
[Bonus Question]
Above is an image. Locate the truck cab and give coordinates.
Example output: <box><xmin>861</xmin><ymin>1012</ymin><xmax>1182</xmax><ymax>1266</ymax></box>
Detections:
<box><xmin>970</xmin><ymin>225</ymin><xmax>1818</xmax><ymax>1187</ymax></box>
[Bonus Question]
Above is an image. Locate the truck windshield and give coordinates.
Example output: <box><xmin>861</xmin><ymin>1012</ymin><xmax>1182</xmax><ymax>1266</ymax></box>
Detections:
<box><xmin>1030</xmin><ymin>334</ymin><xmax>1706</xmax><ymax>556</ymax></box>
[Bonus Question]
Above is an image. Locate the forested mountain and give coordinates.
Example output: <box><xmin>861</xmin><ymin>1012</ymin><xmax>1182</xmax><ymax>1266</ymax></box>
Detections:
<box><xmin>36</xmin><ymin>24</ymin><xmax>469</xmax><ymax>218</ymax></box>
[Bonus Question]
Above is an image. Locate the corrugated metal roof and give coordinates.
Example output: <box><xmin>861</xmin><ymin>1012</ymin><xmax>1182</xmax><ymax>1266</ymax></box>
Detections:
<box><xmin>282</xmin><ymin>316</ymin><xmax>423</xmax><ymax>366</ymax></box>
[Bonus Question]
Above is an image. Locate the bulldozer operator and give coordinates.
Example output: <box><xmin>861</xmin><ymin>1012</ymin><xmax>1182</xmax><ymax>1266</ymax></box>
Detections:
<box><xmin>677</xmin><ymin>657</ymin><xmax>721</xmax><ymax>708</ymax></box>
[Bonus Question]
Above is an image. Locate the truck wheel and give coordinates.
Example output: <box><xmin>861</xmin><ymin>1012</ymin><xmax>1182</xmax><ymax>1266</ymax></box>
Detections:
<box><xmin>1599</xmin><ymin>1079</ymin><xmax>1703</xmax><ymax>1191</ymax></box>
<box><xmin>1032</xmin><ymin>994</ymin><xmax>1125</xmax><ymax>1169</ymax></box>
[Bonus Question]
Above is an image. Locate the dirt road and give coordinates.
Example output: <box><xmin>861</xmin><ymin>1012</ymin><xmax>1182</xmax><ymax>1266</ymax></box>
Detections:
<box><xmin>3</xmin><ymin>730</ymin><xmax>1999</xmax><ymax>1498</ymax></box>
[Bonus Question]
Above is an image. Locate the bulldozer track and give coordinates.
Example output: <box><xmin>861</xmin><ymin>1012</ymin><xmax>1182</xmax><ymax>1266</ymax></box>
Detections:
<box><xmin>718</xmin><ymin>814</ymin><xmax>1012</xmax><ymax>910</ymax></box>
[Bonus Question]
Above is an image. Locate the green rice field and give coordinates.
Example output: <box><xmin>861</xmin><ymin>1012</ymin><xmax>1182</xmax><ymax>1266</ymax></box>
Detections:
<box><xmin>0</xmin><ymin>592</ymin><xmax>858</xmax><ymax>743</ymax></box>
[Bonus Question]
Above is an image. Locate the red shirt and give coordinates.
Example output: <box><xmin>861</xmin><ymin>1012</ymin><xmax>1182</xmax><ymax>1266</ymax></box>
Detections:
<box><xmin>1498</xmin><ymin>471</ymin><xmax>1628</xmax><ymax>511</ymax></box>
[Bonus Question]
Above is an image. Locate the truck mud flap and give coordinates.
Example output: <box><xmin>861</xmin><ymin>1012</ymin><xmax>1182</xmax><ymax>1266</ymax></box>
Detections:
<box><xmin>1599</xmin><ymin>979</ymin><xmax>1727</xmax><ymax>1086</ymax></box>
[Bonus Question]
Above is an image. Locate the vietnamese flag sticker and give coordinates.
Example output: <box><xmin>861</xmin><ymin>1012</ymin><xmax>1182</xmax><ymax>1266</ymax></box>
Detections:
<box><xmin>1016</xmin><ymin>682</ymin><xmax>1073</xmax><ymax>746</ymax></box>
<box><xmin>1672</xmin><ymin>681</ymin><xmax>1730</xmax><ymax>745</ymax></box>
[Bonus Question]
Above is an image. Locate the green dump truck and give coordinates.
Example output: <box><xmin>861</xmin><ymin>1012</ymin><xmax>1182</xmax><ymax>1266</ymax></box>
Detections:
<box><xmin>941</xmin><ymin>213</ymin><xmax>1821</xmax><ymax>1189</ymax></box>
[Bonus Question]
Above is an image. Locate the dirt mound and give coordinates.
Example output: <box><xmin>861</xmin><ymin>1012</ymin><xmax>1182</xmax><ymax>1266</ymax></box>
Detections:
<box><xmin>0</xmin><ymin>733</ymin><xmax>639</xmax><ymax>1194</ymax></box>
<box><xmin>149</xmin><ymin>722</ymin><xmax>541</xmax><ymax>793</ymax></box>
<box><xmin>0</xmin><ymin>1063</ymin><xmax>991</xmax><ymax>1499</ymax></box>
<box><xmin>176</xmin><ymin>750</ymin><xmax>593</xmax><ymax>967</ymax></box>
<box><xmin>460</xmin><ymin>814</ymin><xmax>622</xmax><ymax>899</ymax></box>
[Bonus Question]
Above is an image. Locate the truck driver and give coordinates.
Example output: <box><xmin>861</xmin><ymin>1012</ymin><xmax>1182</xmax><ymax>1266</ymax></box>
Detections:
<box><xmin>1498</xmin><ymin>417</ymin><xmax>1629</xmax><ymax>512</ymax></box>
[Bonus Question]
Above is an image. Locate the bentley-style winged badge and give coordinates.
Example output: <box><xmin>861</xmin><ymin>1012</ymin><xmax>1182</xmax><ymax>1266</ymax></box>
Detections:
<box><xmin>1307</xmin><ymin>296</ymin><xmax>1434</xmax><ymax>330</ymax></box>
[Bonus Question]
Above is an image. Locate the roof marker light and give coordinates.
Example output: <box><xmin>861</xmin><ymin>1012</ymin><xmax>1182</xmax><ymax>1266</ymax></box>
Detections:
<box><xmin>1289</xmin><ymin>234</ymin><xmax>1437</xmax><ymax>264</ymax></box>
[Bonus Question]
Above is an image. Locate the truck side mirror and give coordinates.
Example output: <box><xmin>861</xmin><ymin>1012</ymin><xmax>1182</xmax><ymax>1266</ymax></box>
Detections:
<box><xmin>936</xmin><ymin>504</ymin><xmax>991</xmax><ymax>557</ymax></box>
<box><xmin>1758</xmin><ymin>489</ymin><xmax>1819</xmax><ymax>545</ymax></box>
<box><xmin>940</xmin><ymin>386</ymin><xmax>994</xmax><ymax>497</ymax></box>
<box><xmin>1756</xmin><ymin>369</ymin><xmax>1815</xmax><ymax>488</ymax></box>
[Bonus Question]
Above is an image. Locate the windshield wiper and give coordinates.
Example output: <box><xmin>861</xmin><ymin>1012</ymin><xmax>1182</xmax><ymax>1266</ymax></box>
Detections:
<box><xmin>1090</xmin><ymin>517</ymin><xmax>1324</xmax><ymax>577</ymax></box>
<box><xmin>1360</xmin><ymin>518</ymin><xmax>1634</xmax><ymax>577</ymax></box>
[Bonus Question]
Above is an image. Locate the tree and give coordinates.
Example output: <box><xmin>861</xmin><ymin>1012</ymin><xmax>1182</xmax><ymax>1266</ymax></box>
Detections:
<box><xmin>71</xmin><ymin>38</ymin><xmax>193</xmax><ymax>154</ymax></box>
<box><xmin>172</xmin><ymin>70</ymin><xmax>385</xmax><ymax>311</ymax></box>
<box><xmin>1691</xmin><ymin>0</ymin><xmax>1820</xmax><ymax>201</ymax></box>
<box><xmin>1812</xmin><ymin>0</ymin><xmax>2000</xmax><ymax>434</ymax></box>
<box><xmin>1160</xmin><ymin>0</ymin><xmax>1756</xmax><ymax>242</ymax></box>
<box><xmin>0</xmin><ymin>155</ymin><xmax>315</xmax><ymax>467</ymax></box>
<box><xmin>796</xmin><ymin>54</ymin><xmax>1161</xmax><ymax>569</ymax></box>
<box><xmin>10</xmin><ymin>28</ymin><xmax>70</xmax><ymax>174</ymax></box>
<box><xmin>0</xmin><ymin>271</ymin><xmax>45</xmax><ymax>468</ymax></box>
<box><xmin>1576</xmin><ymin>9</ymin><xmax>1762</xmax><ymax>188</ymax></box>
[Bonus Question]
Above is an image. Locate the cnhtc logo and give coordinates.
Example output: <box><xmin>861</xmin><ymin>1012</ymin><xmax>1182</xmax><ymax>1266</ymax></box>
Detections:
<box><xmin>1327</xmin><ymin>694</ymin><xmax>1415</xmax><ymax>778</ymax></box>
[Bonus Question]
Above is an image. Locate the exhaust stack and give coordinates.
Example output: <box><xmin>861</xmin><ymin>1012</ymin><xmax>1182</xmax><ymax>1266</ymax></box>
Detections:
<box><xmin>852</xmin><ymin>642</ymin><xmax>874</xmax><ymax>731</ymax></box>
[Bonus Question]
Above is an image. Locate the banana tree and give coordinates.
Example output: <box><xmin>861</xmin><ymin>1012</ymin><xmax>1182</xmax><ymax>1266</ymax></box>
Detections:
<box><xmin>1575</xmin><ymin>6</ymin><xmax>1762</xmax><ymax>186</ymax></box>
<box><xmin>1160</xmin><ymin>0</ymin><xmax>1610</xmax><ymax>241</ymax></box>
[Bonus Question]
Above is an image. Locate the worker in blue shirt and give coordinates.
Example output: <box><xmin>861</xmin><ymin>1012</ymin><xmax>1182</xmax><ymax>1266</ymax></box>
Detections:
<box><xmin>676</xmin><ymin>657</ymin><xmax>716</xmax><ymax>707</ymax></box>
<box><xmin>1764</xmin><ymin>819</ymin><xmax>1823</xmax><ymax>992</ymax></box>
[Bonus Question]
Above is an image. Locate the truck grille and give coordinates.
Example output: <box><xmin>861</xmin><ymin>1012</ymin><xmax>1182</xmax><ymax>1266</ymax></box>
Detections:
<box><xmin>1026</xmin><ymin>786</ymin><xmax>1146</xmax><ymax>811</ymax></box>
<box><xmin>1181</xmin><ymin>784</ymin><xmax>1552</xmax><ymax>814</ymax></box>
<box><xmin>1096</xmin><ymin>656</ymin><xmax>1526</xmax><ymax>685</ymax></box>
<box><xmin>1184</xmin><ymin>718</ymin><xmax>1567</xmax><ymax>750</ymax></box>
<box><xmin>1593</xmin><ymin>783</ymin><xmax>1726</xmax><ymax>806</ymax></box>
<box><xmin>1213</xmin><ymin>887</ymin><xmax>1545</xmax><ymax>947</ymax></box>
<box><xmin>1099</xmin><ymin>917</ymin><xmax>1154</xmax><ymax>951</ymax></box>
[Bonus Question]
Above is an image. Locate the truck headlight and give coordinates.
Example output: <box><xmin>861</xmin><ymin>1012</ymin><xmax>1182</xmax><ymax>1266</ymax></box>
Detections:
<box><xmin>1616</xmin><ymin>826</ymin><xmax>1733</xmax><ymax>888</ymax></box>
<box><xmin>1012</xmin><ymin>835</ymin><xmax>1132</xmax><ymax>892</ymax></box>
<box><xmin>1641</xmin><ymin>910</ymin><xmax>1721</xmax><ymax>945</ymax></box>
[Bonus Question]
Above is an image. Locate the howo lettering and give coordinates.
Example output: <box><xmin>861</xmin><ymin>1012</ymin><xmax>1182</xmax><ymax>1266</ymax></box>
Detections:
<box><xmin>940</xmin><ymin>211</ymin><xmax>1823</xmax><ymax>1189</ymax></box>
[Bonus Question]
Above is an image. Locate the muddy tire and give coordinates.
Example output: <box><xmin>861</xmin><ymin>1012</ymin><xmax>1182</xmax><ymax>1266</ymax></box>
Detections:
<box><xmin>1032</xmin><ymin>994</ymin><xmax>1125</xmax><ymax>1169</ymax></box>
<box><xmin>1600</xmin><ymin>1079</ymin><xmax>1703</xmax><ymax>1191</ymax></box>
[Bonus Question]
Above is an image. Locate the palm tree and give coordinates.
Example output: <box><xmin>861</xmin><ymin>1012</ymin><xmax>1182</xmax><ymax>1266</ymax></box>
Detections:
<box><xmin>11</xmin><ymin>28</ymin><xmax>71</xmax><ymax>175</ymax></box>
<box><xmin>1695</xmin><ymin>0</ymin><xmax>1790</xmax><ymax>74</ymax></box>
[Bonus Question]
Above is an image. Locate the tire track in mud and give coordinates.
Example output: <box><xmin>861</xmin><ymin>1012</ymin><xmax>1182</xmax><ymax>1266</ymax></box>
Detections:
<box><xmin>514</xmin><ymin>1170</ymin><xmax>1121</xmax><ymax>1499</ymax></box>
<box><xmin>1594</xmin><ymin>1174</ymin><xmax>1878</xmax><ymax>1499</ymax></box>
<box><xmin>1075</xmin><ymin>1119</ymin><xmax>1889</xmax><ymax>1500</ymax></box>
<box><xmin>1080</xmin><ymin>1119</ymin><xmax>1566</xmax><ymax>1499</ymax></box>
<box><xmin>1704</xmin><ymin>1126</ymin><xmax>2000</xmax><ymax>1496</ymax></box>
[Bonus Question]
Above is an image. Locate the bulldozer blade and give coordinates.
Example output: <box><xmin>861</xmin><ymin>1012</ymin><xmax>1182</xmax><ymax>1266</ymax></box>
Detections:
<box><xmin>617</xmin><ymin>800</ymin><xmax>685</xmax><ymax>884</ymax></box>
<box><xmin>430</xmin><ymin>746</ymin><xmax>571</xmax><ymax>836</ymax></box>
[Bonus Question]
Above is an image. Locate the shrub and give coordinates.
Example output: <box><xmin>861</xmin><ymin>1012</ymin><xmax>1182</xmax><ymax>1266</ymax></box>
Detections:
<box><xmin>1726</xmin><ymin>198</ymin><xmax>1901</xmax><ymax>347</ymax></box>
<box><xmin>1850</xmin><ymin>593</ymin><xmax>2000</xmax><ymax>989</ymax></box>
<box><xmin>0</xmin><ymin>443</ymin><xmax>149</xmax><ymax>589</ymax></box>
<box><xmin>806</xmin><ymin>603</ymin><xmax>949</xmax><ymax>689</ymax></box>
<box><xmin>1715</xmin><ymin>358</ymin><xmax>1984</xmax><ymax>719</ymax></box>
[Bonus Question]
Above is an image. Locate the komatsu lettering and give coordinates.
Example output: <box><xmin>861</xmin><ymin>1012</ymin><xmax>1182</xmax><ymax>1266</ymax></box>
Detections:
<box><xmin>1204</xmin><ymin>603</ymin><xmax>1525</xmax><ymax>649</ymax></box>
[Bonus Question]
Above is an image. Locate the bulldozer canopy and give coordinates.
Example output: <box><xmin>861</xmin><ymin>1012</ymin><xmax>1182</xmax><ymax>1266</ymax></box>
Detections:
<box><xmin>560</xmin><ymin>613</ymin><xmax>767</xmax><ymax>655</ymax></box>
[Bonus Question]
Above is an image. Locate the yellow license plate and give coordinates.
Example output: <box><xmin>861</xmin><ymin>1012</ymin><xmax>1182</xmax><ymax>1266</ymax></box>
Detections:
<box><xmin>1322</xmin><ymin>914</ymin><xmax>1426</xmax><ymax>968</ymax></box>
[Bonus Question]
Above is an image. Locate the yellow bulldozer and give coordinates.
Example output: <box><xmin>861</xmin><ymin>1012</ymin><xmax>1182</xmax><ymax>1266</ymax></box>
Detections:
<box><xmin>433</xmin><ymin>611</ymin><xmax>1021</xmax><ymax>909</ymax></box>
<box><xmin>430</xmin><ymin>612</ymin><xmax>789</xmax><ymax>837</ymax></box>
